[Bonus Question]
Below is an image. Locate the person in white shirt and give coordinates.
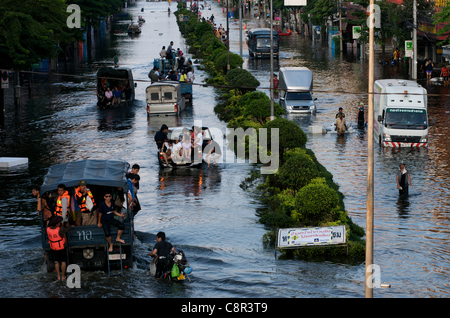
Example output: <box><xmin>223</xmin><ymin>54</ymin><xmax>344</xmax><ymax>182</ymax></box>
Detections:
<box><xmin>169</xmin><ymin>139</ymin><xmax>183</xmax><ymax>163</ymax></box>
<box><xmin>187</xmin><ymin>68</ymin><xmax>194</xmax><ymax>83</ymax></box>
<box><xmin>193</xmin><ymin>126</ymin><xmax>203</xmax><ymax>148</ymax></box>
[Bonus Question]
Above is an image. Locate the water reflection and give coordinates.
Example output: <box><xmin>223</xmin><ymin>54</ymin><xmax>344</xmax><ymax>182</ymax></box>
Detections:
<box><xmin>158</xmin><ymin>167</ymin><xmax>222</xmax><ymax>199</ymax></box>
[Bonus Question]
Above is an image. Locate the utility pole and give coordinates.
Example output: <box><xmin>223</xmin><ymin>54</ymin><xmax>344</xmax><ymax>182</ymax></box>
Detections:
<box><xmin>412</xmin><ymin>0</ymin><xmax>417</xmax><ymax>80</ymax></box>
<box><xmin>269</xmin><ymin>0</ymin><xmax>274</xmax><ymax>120</ymax></box>
<box><xmin>226</xmin><ymin>0</ymin><xmax>230</xmax><ymax>71</ymax></box>
<box><xmin>365</xmin><ymin>0</ymin><xmax>375</xmax><ymax>299</ymax></box>
<box><xmin>339</xmin><ymin>2</ymin><xmax>343</xmax><ymax>52</ymax></box>
<box><xmin>239</xmin><ymin>0</ymin><xmax>243</xmax><ymax>62</ymax></box>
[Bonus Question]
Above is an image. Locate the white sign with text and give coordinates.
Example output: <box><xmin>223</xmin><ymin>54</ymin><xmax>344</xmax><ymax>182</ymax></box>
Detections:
<box><xmin>277</xmin><ymin>225</ymin><xmax>346</xmax><ymax>248</ymax></box>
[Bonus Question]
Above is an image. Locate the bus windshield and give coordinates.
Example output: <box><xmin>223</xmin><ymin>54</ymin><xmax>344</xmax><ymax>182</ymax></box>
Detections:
<box><xmin>256</xmin><ymin>38</ymin><xmax>278</xmax><ymax>49</ymax></box>
<box><xmin>385</xmin><ymin>108</ymin><xmax>427</xmax><ymax>129</ymax></box>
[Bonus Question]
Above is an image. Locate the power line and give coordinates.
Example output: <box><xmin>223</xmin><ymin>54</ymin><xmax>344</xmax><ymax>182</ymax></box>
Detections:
<box><xmin>6</xmin><ymin>69</ymin><xmax>450</xmax><ymax>97</ymax></box>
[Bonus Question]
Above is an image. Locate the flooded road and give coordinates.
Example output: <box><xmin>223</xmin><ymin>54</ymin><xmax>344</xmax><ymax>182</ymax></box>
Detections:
<box><xmin>1</xmin><ymin>1</ymin><xmax>450</xmax><ymax>298</ymax></box>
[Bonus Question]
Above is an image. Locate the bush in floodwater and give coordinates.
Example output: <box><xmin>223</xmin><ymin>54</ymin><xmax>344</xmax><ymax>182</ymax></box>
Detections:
<box><xmin>215</xmin><ymin>51</ymin><xmax>243</xmax><ymax>73</ymax></box>
<box><xmin>262</xmin><ymin>118</ymin><xmax>307</xmax><ymax>163</ymax></box>
<box><xmin>292</xmin><ymin>178</ymin><xmax>340</xmax><ymax>226</ymax></box>
<box><xmin>225</xmin><ymin>68</ymin><xmax>260</xmax><ymax>95</ymax></box>
<box><xmin>276</xmin><ymin>149</ymin><xmax>320</xmax><ymax>192</ymax></box>
<box><xmin>195</xmin><ymin>21</ymin><xmax>214</xmax><ymax>38</ymax></box>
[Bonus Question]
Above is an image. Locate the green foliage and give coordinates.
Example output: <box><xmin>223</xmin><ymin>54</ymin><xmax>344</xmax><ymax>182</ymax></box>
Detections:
<box><xmin>241</xmin><ymin>92</ymin><xmax>284</xmax><ymax>125</ymax></box>
<box><xmin>215</xmin><ymin>51</ymin><xmax>244</xmax><ymax>73</ymax></box>
<box><xmin>434</xmin><ymin>5</ymin><xmax>450</xmax><ymax>45</ymax></box>
<box><xmin>225</xmin><ymin>68</ymin><xmax>260</xmax><ymax>94</ymax></box>
<box><xmin>194</xmin><ymin>21</ymin><xmax>213</xmax><ymax>38</ymax></box>
<box><xmin>276</xmin><ymin>149</ymin><xmax>320</xmax><ymax>192</ymax></box>
<box><xmin>262</xmin><ymin>118</ymin><xmax>307</xmax><ymax>163</ymax></box>
<box><xmin>0</xmin><ymin>0</ymin><xmax>77</xmax><ymax>69</ymax></box>
<box><xmin>293</xmin><ymin>178</ymin><xmax>339</xmax><ymax>226</ymax></box>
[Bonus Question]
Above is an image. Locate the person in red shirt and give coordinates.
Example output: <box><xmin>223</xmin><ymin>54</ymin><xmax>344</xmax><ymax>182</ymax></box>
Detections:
<box><xmin>440</xmin><ymin>65</ymin><xmax>449</xmax><ymax>86</ymax></box>
<box><xmin>273</xmin><ymin>73</ymin><xmax>279</xmax><ymax>94</ymax></box>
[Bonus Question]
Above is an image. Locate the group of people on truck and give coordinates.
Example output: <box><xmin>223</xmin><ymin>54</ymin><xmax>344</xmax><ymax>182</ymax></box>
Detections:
<box><xmin>97</xmin><ymin>78</ymin><xmax>132</xmax><ymax>109</ymax></box>
<box><xmin>150</xmin><ymin>42</ymin><xmax>195</xmax><ymax>85</ymax></box>
<box><xmin>154</xmin><ymin>124</ymin><xmax>222</xmax><ymax>168</ymax></box>
<box><xmin>32</xmin><ymin>164</ymin><xmax>142</xmax><ymax>280</ymax></box>
<box><xmin>155</xmin><ymin>124</ymin><xmax>204</xmax><ymax>166</ymax></box>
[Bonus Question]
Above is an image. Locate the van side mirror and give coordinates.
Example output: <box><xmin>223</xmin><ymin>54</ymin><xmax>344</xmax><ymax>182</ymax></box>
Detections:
<box><xmin>377</xmin><ymin>115</ymin><xmax>382</xmax><ymax>122</ymax></box>
<box><xmin>314</xmin><ymin>97</ymin><xmax>317</xmax><ymax>101</ymax></box>
<box><xmin>135</xmin><ymin>83</ymin><xmax>137</xmax><ymax>87</ymax></box>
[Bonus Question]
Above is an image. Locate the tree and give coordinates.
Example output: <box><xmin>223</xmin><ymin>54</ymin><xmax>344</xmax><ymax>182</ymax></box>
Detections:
<box><xmin>225</xmin><ymin>68</ymin><xmax>260</xmax><ymax>95</ymax></box>
<box><xmin>262</xmin><ymin>118</ymin><xmax>307</xmax><ymax>163</ymax></box>
<box><xmin>434</xmin><ymin>6</ymin><xmax>450</xmax><ymax>45</ymax></box>
<box><xmin>276</xmin><ymin>149</ymin><xmax>320</xmax><ymax>192</ymax></box>
<box><xmin>0</xmin><ymin>0</ymin><xmax>78</xmax><ymax>69</ymax></box>
<box><xmin>240</xmin><ymin>91</ymin><xmax>284</xmax><ymax>125</ymax></box>
<box><xmin>293</xmin><ymin>177</ymin><xmax>340</xmax><ymax>226</ymax></box>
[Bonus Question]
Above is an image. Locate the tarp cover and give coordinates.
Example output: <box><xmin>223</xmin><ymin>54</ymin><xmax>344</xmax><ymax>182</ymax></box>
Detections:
<box><xmin>40</xmin><ymin>159</ymin><xmax>130</xmax><ymax>194</ymax></box>
<box><xmin>97</xmin><ymin>67</ymin><xmax>129</xmax><ymax>79</ymax></box>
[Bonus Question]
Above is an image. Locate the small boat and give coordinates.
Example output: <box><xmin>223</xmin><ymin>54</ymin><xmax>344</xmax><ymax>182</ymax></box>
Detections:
<box><xmin>127</xmin><ymin>22</ymin><xmax>141</xmax><ymax>34</ymax></box>
<box><xmin>279</xmin><ymin>29</ymin><xmax>292</xmax><ymax>36</ymax></box>
<box><xmin>138</xmin><ymin>16</ymin><xmax>145</xmax><ymax>23</ymax></box>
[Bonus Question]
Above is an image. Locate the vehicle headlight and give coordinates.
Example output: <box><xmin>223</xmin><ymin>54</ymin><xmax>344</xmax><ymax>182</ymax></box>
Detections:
<box><xmin>420</xmin><ymin>135</ymin><xmax>428</xmax><ymax>143</ymax></box>
<box><xmin>286</xmin><ymin>106</ymin><xmax>292</xmax><ymax>109</ymax></box>
<box><xmin>310</xmin><ymin>105</ymin><xmax>315</xmax><ymax>110</ymax></box>
<box><xmin>383</xmin><ymin>134</ymin><xmax>391</xmax><ymax>142</ymax></box>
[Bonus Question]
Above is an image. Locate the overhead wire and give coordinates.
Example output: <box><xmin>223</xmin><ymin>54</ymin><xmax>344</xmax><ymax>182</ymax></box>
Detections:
<box><xmin>6</xmin><ymin>68</ymin><xmax>450</xmax><ymax>97</ymax></box>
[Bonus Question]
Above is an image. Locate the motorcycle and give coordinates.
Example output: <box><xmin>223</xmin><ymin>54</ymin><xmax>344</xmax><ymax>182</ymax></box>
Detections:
<box><xmin>150</xmin><ymin>249</ymin><xmax>192</xmax><ymax>282</ymax></box>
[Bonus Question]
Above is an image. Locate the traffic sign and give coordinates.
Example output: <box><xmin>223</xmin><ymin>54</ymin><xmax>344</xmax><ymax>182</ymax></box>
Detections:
<box><xmin>1</xmin><ymin>71</ymin><xmax>8</xmax><ymax>89</ymax></box>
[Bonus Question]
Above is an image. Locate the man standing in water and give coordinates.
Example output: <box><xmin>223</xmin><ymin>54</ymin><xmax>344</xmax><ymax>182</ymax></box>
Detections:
<box><xmin>396</xmin><ymin>163</ymin><xmax>413</xmax><ymax>196</ymax></box>
<box><xmin>356</xmin><ymin>102</ymin><xmax>367</xmax><ymax>129</ymax></box>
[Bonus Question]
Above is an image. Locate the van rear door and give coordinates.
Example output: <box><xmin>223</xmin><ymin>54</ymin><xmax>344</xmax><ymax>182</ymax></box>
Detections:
<box><xmin>146</xmin><ymin>85</ymin><xmax>181</xmax><ymax>116</ymax></box>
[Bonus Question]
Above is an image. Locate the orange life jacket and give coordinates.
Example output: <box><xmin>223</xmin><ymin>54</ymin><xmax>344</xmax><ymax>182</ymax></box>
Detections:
<box><xmin>75</xmin><ymin>187</ymin><xmax>96</xmax><ymax>213</ymax></box>
<box><xmin>55</xmin><ymin>191</ymin><xmax>70</xmax><ymax>217</ymax></box>
<box><xmin>47</xmin><ymin>227</ymin><xmax>66</xmax><ymax>251</ymax></box>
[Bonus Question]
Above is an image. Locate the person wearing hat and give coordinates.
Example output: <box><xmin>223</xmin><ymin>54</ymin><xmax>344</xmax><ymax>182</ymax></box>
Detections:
<box><xmin>75</xmin><ymin>180</ymin><xmax>97</xmax><ymax>226</ymax></box>
<box><xmin>396</xmin><ymin>163</ymin><xmax>413</xmax><ymax>196</ymax></box>
<box><xmin>356</xmin><ymin>102</ymin><xmax>367</xmax><ymax>129</ymax></box>
<box><xmin>47</xmin><ymin>215</ymin><xmax>69</xmax><ymax>280</ymax></box>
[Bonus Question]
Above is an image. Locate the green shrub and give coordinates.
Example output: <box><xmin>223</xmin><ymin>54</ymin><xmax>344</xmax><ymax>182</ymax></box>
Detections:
<box><xmin>276</xmin><ymin>149</ymin><xmax>320</xmax><ymax>192</ymax></box>
<box><xmin>293</xmin><ymin>178</ymin><xmax>340</xmax><ymax>226</ymax></box>
<box><xmin>225</xmin><ymin>68</ymin><xmax>260</xmax><ymax>94</ymax></box>
<box><xmin>215</xmin><ymin>51</ymin><xmax>244</xmax><ymax>73</ymax></box>
<box><xmin>262</xmin><ymin>118</ymin><xmax>307</xmax><ymax>163</ymax></box>
<box><xmin>241</xmin><ymin>92</ymin><xmax>284</xmax><ymax>125</ymax></box>
<box><xmin>195</xmin><ymin>21</ymin><xmax>213</xmax><ymax>38</ymax></box>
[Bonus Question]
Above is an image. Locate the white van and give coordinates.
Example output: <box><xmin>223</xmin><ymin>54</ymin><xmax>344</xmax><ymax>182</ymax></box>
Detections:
<box><xmin>146</xmin><ymin>81</ymin><xmax>186</xmax><ymax>116</ymax></box>
<box><xmin>374</xmin><ymin>79</ymin><xmax>430</xmax><ymax>147</ymax></box>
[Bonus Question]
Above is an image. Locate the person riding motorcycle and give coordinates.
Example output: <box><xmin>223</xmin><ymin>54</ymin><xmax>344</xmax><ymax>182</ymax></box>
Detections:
<box><xmin>148</xmin><ymin>231</ymin><xmax>176</xmax><ymax>278</ymax></box>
